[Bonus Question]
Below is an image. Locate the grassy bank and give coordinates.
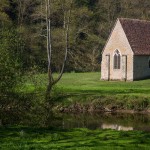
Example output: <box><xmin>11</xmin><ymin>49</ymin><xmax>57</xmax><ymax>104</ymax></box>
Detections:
<box><xmin>1</xmin><ymin>127</ymin><xmax>150</xmax><ymax>150</ymax></box>
<box><xmin>19</xmin><ymin>72</ymin><xmax>150</xmax><ymax>112</ymax></box>
<box><xmin>2</xmin><ymin>73</ymin><xmax>150</xmax><ymax>149</ymax></box>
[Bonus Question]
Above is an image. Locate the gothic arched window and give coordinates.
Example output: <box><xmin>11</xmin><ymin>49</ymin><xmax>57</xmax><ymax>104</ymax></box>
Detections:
<box><xmin>114</xmin><ymin>50</ymin><xmax>121</xmax><ymax>69</ymax></box>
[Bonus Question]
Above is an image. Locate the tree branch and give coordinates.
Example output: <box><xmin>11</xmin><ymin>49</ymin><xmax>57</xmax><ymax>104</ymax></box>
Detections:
<box><xmin>52</xmin><ymin>0</ymin><xmax>73</xmax><ymax>85</ymax></box>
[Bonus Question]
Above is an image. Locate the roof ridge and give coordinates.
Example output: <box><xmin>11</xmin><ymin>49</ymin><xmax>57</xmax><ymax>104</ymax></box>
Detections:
<box><xmin>118</xmin><ymin>18</ymin><xmax>150</xmax><ymax>23</ymax></box>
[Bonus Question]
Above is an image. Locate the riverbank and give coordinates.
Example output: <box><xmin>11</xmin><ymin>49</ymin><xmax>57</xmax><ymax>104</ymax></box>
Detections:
<box><xmin>17</xmin><ymin>72</ymin><xmax>150</xmax><ymax>113</ymax></box>
<box><xmin>1</xmin><ymin>72</ymin><xmax>150</xmax><ymax>149</ymax></box>
<box><xmin>53</xmin><ymin>94</ymin><xmax>150</xmax><ymax>113</ymax></box>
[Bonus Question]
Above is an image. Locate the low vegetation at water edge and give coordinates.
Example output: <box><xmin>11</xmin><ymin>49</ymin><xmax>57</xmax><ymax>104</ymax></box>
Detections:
<box><xmin>17</xmin><ymin>72</ymin><xmax>150</xmax><ymax>112</ymax></box>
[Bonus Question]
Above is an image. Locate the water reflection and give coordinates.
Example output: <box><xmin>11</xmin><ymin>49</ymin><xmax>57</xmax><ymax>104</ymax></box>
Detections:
<box><xmin>101</xmin><ymin>124</ymin><xmax>133</xmax><ymax>131</ymax></box>
<box><xmin>1</xmin><ymin>109</ymin><xmax>150</xmax><ymax>132</ymax></box>
<box><xmin>58</xmin><ymin>113</ymin><xmax>150</xmax><ymax>132</ymax></box>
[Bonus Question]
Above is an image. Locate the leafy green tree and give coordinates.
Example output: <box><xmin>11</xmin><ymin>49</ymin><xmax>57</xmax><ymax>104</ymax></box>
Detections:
<box><xmin>0</xmin><ymin>27</ymin><xmax>23</xmax><ymax>94</ymax></box>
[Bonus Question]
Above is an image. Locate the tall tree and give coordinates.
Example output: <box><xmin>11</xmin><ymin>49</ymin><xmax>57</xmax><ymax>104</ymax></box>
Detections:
<box><xmin>44</xmin><ymin>0</ymin><xmax>73</xmax><ymax>97</ymax></box>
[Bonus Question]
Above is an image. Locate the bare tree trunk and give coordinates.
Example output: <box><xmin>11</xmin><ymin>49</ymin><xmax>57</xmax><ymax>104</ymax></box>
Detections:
<box><xmin>45</xmin><ymin>0</ymin><xmax>73</xmax><ymax>100</ymax></box>
<box><xmin>52</xmin><ymin>4</ymin><xmax>71</xmax><ymax>85</ymax></box>
<box><xmin>45</xmin><ymin>0</ymin><xmax>52</xmax><ymax>99</ymax></box>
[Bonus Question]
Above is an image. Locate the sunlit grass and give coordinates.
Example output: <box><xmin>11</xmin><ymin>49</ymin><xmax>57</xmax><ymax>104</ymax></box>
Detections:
<box><xmin>15</xmin><ymin>72</ymin><xmax>150</xmax><ymax>110</ymax></box>
<box><xmin>20</xmin><ymin>72</ymin><xmax>150</xmax><ymax>98</ymax></box>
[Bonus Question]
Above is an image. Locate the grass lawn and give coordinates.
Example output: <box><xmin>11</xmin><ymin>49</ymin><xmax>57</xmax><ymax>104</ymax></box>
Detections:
<box><xmin>16</xmin><ymin>72</ymin><xmax>150</xmax><ymax>110</ymax></box>
<box><xmin>58</xmin><ymin>72</ymin><xmax>150</xmax><ymax>97</ymax></box>
<box><xmin>1</xmin><ymin>127</ymin><xmax>150</xmax><ymax>150</ymax></box>
<box><xmin>21</xmin><ymin>72</ymin><xmax>150</xmax><ymax>97</ymax></box>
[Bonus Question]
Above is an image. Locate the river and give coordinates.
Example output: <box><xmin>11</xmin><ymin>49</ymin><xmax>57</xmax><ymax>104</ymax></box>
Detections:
<box><xmin>1</xmin><ymin>110</ymin><xmax>150</xmax><ymax>132</ymax></box>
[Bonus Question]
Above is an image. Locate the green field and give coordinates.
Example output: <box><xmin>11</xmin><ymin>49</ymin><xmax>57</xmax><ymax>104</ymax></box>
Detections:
<box><xmin>19</xmin><ymin>72</ymin><xmax>150</xmax><ymax>111</ymax></box>
<box><xmin>22</xmin><ymin>72</ymin><xmax>150</xmax><ymax>96</ymax></box>
<box><xmin>58</xmin><ymin>72</ymin><xmax>150</xmax><ymax>96</ymax></box>
<box><xmin>1</xmin><ymin>127</ymin><xmax>150</xmax><ymax>150</ymax></box>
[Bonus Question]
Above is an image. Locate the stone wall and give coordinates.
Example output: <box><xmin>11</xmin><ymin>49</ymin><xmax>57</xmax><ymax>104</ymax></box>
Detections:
<box><xmin>134</xmin><ymin>56</ymin><xmax>150</xmax><ymax>80</ymax></box>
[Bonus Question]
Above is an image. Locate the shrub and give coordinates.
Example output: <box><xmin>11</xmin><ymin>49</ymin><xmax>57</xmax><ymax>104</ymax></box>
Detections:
<box><xmin>0</xmin><ymin>27</ymin><xmax>23</xmax><ymax>94</ymax></box>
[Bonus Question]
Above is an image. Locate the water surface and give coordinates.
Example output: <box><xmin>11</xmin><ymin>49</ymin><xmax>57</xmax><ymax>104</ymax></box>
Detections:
<box><xmin>1</xmin><ymin>110</ymin><xmax>150</xmax><ymax>132</ymax></box>
<box><xmin>56</xmin><ymin>113</ymin><xmax>150</xmax><ymax>131</ymax></box>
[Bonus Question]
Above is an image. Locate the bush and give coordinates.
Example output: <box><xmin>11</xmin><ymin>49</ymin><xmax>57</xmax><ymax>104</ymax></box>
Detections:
<box><xmin>0</xmin><ymin>27</ymin><xmax>23</xmax><ymax>94</ymax></box>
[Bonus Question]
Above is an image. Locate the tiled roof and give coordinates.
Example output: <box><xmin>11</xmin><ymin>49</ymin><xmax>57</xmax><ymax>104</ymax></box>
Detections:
<box><xmin>119</xmin><ymin>18</ymin><xmax>150</xmax><ymax>55</ymax></box>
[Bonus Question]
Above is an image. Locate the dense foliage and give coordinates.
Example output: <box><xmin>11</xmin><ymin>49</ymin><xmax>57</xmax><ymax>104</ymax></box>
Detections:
<box><xmin>1</xmin><ymin>0</ymin><xmax>150</xmax><ymax>74</ymax></box>
<box><xmin>0</xmin><ymin>27</ymin><xmax>24</xmax><ymax>94</ymax></box>
<box><xmin>1</xmin><ymin>0</ymin><xmax>150</xmax><ymax>96</ymax></box>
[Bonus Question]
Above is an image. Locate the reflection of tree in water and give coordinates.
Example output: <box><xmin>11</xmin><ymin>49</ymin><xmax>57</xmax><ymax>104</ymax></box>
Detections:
<box><xmin>0</xmin><ymin>93</ymin><xmax>57</xmax><ymax>127</ymax></box>
<box><xmin>61</xmin><ymin>113</ymin><xmax>150</xmax><ymax>131</ymax></box>
<box><xmin>1</xmin><ymin>99</ymin><xmax>150</xmax><ymax>132</ymax></box>
<box><xmin>1</xmin><ymin>109</ymin><xmax>63</xmax><ymax>128</ymax></box>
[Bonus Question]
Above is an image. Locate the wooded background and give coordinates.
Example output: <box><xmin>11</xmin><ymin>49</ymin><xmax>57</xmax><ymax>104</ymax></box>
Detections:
<box><xmin>0</xmin><ymin>0</ymin><xmax>150</xmax><ymax>74</ymax></box>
